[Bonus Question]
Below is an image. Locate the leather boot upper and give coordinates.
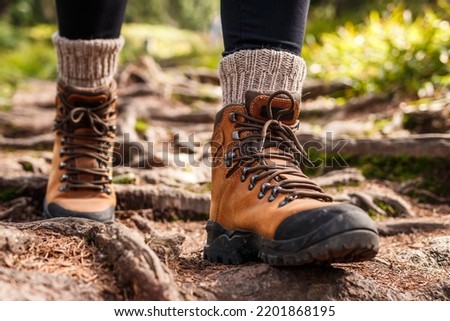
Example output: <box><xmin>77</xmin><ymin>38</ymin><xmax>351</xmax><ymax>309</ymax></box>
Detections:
<box><xmin>210</xmin><ymin>90</ymin><xmax>335</xmax><ymax>239</ymax></box>
<box><xmin>45</xmin><ymin>80</ymin><xmax>118</xmax><ymax>221</ymax></box>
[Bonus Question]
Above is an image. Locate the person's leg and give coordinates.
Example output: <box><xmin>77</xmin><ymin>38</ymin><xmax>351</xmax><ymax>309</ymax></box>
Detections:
<box><xmin>44</xmin><ymin>0</ymin><xmax>127</xmax><ymax>222</ymax></box>
<box><xmin>56</xmin><ymin>0</ymin><xmax>127</xmax><ymax>40</ymax></box>
<box><xmin>218</xmin><ymin>0</ymin><xmax>309</xmax><ymax>106</ymax></box>
<box><xmin>204</xmin><ymin>0</ymin><xmax>379</xmax><ymax>265</ymax></box>
<box><xmin>52</xmin><ymin>0</ymin><xmax>127</xmax><ymax>88</ymax></box>
<box><xmin>221</xmin><ymin>0</ymin><xmax>309</xmax><ymax>56</ymax></box>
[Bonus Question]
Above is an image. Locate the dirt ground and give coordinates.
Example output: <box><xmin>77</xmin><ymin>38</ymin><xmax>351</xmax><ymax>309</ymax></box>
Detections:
<box><xmin>1</xmin><ymin>64</ymin><xmax>449</xmax><ymax>300</ymax></box>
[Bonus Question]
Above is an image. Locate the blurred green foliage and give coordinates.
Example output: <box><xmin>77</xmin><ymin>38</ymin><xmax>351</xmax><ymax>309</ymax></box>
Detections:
<box><xmin>1</xmin><ymin>0</ymin><xmax>219</xmax><ymax>31</ymax></box>
<box><xmin>303</xmin><ymin>1</ymin><xmax>450</xmax><ymax>96</ymax></box>
<box><xmin>0</xmin><ymin>0</ymin><xmax>449</xmax><ymax>109</ymax></box>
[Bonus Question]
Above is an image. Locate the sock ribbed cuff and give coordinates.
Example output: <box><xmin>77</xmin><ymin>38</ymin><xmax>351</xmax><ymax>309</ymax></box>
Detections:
<box><xmin>52</xmin><ymin>33</ymin><xmax>124</xmax><ymax>88</ymax></box>
<box><xmin>218</xmin><ymin>49</ymin><xmax>307</xmax><ymax>105</ymax></box>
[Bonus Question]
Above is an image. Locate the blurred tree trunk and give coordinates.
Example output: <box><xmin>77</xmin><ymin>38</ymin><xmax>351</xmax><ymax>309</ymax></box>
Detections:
<box><xmin>0</xmin><ymin>0</ymin><xmax>11</xmax><ymax>16</ymax></box>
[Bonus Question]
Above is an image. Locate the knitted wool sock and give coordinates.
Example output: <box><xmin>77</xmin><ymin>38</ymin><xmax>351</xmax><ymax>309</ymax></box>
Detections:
<box><xmin>52</xmin><ymin>33</ymin><xmax>124</xmax><ymax>88</ymax></box>
<box><xmin>218</xmin><ymin>49</ymin><xmax>307</xmax><ymax>105</ymax></box>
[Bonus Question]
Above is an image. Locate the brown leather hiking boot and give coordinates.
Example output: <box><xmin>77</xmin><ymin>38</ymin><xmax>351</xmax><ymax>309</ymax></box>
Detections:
<box><xmin>44</xmin><ymin>80</ymin><xmax>118</xmax><ymax>222</ymax></box>
<box><xmin>204</xmin><ymin>90</ymin><xmax>379</xmax><ymax>265</ymax></box>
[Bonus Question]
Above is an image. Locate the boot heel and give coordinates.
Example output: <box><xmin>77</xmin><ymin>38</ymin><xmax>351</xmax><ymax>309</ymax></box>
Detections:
<box><xmin>203</xmin><ymin>220</ymin><xmax>258</xmax><ymax>264</ymax></box>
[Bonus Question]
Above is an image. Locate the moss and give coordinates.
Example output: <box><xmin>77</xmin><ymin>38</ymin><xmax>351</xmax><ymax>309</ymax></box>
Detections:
<box><xmin>21</xmin><ymin>161</ymin><xmax>33</xmax><ymax>172</ymax></box>
<box><xmin>112</xmin><ymin>173</ymin><xmax>137</xmax><ymax>185</ymax></box>
<box><xmin>354</xmin><ymin>155</ymin><xmax>447</xmax><ymax>183</ymax></box>
<box><xmin>0</xmin><ymin>188</ymin><xmax>18</xmax><ymax>202</ymax></box>
<box><xmin>85</xmin><ymin>233</ymin><xmax>95</xmax><ymax>245</ymax></box>
<box><xmin>302</xmin><ymin>150</ymin><xmax>449</xmax><ymax>198</ymax></box>
<box><xmin>367</xmin><ymin>209</ymin><xmax>385</xmax><ymax>221</ymax></box>
<box><xmin>344</xmin><ymin>154</ymin><xmax>448</xmax><ymax>197</ymax></box>
<box><xmin>134</xmin><ymin>118</ymin><xmax>149</xmax><ymax>135</ymax></box>
<box><xmin>373</xmin><ymin>199</ymin><xmax>399</xmax><ymax>217</ymax></box>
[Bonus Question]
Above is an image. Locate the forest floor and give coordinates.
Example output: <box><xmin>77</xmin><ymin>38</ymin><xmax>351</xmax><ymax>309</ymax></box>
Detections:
<box><xmin>0</xmin><ymin>57</ymin><xmax>449</xmax><ymax>300</ymax></box>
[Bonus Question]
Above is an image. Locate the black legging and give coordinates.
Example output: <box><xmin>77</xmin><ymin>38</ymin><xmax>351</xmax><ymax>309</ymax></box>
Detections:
<box><xmin>56</xmin><ymin>0</ymin><xmax>310</xmax><ymax>55</ymax></box>
<box><xmin>56</xmin><ymin>0</ymin><xmax>128</xmax><ymax>40</ymax></box>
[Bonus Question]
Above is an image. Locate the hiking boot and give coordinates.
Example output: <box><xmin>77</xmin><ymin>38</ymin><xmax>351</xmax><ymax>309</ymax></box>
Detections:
<box><xmin>44</xmin><ymin>80</ymin><xmax>118</xmax><ymax>222</ymax></box>
<box><xmin>204</xmin><ymin>90</ymin><xmax>379</xmax><ymax>265</ymax></box>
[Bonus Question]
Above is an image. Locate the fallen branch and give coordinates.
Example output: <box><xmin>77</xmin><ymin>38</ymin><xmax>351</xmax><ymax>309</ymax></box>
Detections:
<box><xmin>0</xmin><ymin>134</ymin><xmax>54</xmax><ymax>150</ymax></box>
<box><xmin>376</xmin><ymin>218</ymin><xmax>450</xmax><ymax>236</ymax></box>
<box><xmin>298</xmin><ymin>133</ymin><xmax>450</xmax><ymax>158</ymax></box>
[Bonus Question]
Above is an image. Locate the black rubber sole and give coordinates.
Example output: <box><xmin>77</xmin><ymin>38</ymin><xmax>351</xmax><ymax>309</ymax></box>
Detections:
<box><xmin>203</xmin><ymin>220</ymin><xmax>379</xmax><ymax>266</ymax></box>
<box><xmin>43</xmin><ymin>201</ymin><xmax>115</xmax><ymax>223</ymax></box>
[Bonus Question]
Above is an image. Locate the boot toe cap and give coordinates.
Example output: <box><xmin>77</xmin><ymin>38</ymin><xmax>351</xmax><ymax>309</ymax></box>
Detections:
<box><xmin>274</xmin><ymin>203</ymin><xmax>378</xmax><ymax>241</ymax></box>
<box><xmin>44</xmin><ymin>201</ymin><xmax>115</xmax><ymax>222</ymax></box>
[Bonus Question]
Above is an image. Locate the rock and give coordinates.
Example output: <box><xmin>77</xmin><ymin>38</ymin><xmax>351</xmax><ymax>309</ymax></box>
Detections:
<box><xmin>428</xmin><ymin>236</ymin><xmax>450</xmax><ymax>267</ymax></box>
<box><xmin>0</xmin><ymin>267</ymin><xmax>103</xmax><ymax>300</ymax></box>
<box><xmin>396</xmin><ymin>235</ymin><xmax>450</xmax><ymax>269</ymax></box>
<box><xmin>0</xmin><ymin>225</ymin><xmax>35</xmax><ymax>253</ymax></box>
<box><xmin>205</xmin><ymin>264</ymin><xmax>412</xmax><ymax>300</ymax></box>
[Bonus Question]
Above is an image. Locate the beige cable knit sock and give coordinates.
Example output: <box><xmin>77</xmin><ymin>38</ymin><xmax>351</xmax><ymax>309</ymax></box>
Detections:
<box><xmin>52</xmin><ymin>33</ymin><xmax>124</xmax><ymax>88</ymax></box>
<box><xmin>218</xmin><ymin>49</ymin><xmax>307</xmax><ymax>105</ymax></box>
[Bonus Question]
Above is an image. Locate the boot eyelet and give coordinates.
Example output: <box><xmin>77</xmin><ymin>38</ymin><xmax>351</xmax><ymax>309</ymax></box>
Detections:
<box><xmin>241</xmin><ymin>167</ymin><xmax>249</xmax><ymax>182</ymax></box>
<box><xmin>103</xmin><ymin>186</ymin><xmax>112</xmax><ymax>195</ymax></box>
<box><xmin>226</xmin><ymin>151</ymin><xmax>236</xmax><ymax>159</ymax></box>
<box><xmin>60</xmin><ymin>149</ymin><xmax>65</xmax><ymax>157</ymax></box>
<box><xmin>225</xmin><ymin>151</ymin><xmax>237</xmax><ymax>167</ymax></box>
<box><xmin>268</xmin><ymin>186</ymin><xmax>282</xmax><ymax>202</ymax></box>
<box><xmin>279</xmin><ymin>196</ymin><xmax>292</xmax><ymax>208</ymax></box>
<box><xmin>260</xmin><ymin>182</ymin><xmax>271</xmax><ymax>193</ymax></box>
<box><xmin>59</xmin><ymin>185</ymin><xmax>68</xmax><ymax>192</ymax></box>
<box><xmin>61</xmin><ymin>137</ymin><xmax>66</xmax><ymax>144</ymax></box>
<box><xmin>231</xmin><ymin>131</ymin><xmax>240</xmax><ymax>140</ymax></box>
<box><xmin>59</xmin><ymin>161</ymin><xmax>66</xmax><ymax>169</ymax></box>
<box><xmin>248</xmin><ymin>175</ymin><xmax>258</xmax><ymax>190</ymax></box>
<box><xmin>110</xmin><ymin>125</ymin><xmax>117</xmax><ymax>131</ymax></box>
<box><xmin>258</xmin><ymin>182</ymin><xmax>271</xmax><ymax>199</ymax></box>
<box><xmin>224</xmin><ymin>156</ymin><xmax>232</xmax><ymax>167</ymax></box>
<box><xmin>108</xmin><ymin>175</ymin><xmax>113</xmax><ymax>182</ymax></box>
<box><xmin>60</xmin><ymin>174</ymin><xmax>68</xmax><ymax>182</ymax></box>
<box><xmin>228</xmin><ymin>112</ymin><xmax>236</xmax><ymax>122</ymax></box>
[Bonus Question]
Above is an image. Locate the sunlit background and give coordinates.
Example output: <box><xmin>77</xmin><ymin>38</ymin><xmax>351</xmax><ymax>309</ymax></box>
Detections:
<box><xmin>0</xmin><ymin>0</ymin><xmax>448</xmax><ymax>109</ymax></box>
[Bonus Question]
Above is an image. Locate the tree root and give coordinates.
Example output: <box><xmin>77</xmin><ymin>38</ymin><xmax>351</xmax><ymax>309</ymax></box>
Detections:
<box><xmin>8</xmin><ymin>218</ymin><xmax>185</xmax><ymax>300</ymax></box>
<box><xmin>376</xmin><ymin>218</ymin><xmax>450</xmax><ymax>236</ymax></box>
<box><xmin>334</xmin><ymin>191</ymin><xmax>415</xmax><ymax>217</ymax></box>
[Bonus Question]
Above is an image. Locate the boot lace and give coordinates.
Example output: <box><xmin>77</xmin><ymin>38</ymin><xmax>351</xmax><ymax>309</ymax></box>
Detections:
<box><xmin>224</xmin><ymin>90</ymin><xmax>333</xmax><ymax>207</ymax></box>
<box><xmin>54</xmin><ymin>93</ymin><xmax>117</xmax><ymax>194</ymax></box>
